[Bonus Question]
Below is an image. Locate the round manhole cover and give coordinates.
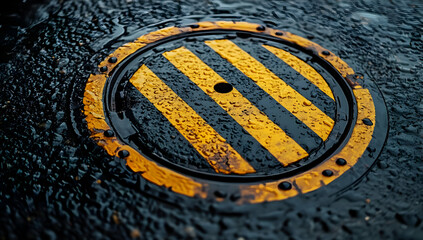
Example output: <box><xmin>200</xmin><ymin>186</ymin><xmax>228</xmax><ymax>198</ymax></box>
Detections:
<box><xmin>83</xmin><ymin>21</ymin><xmax>387</xmax><ymax>204</ymax></box>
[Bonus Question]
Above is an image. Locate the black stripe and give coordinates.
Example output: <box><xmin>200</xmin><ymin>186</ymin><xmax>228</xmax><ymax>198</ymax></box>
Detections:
<box><xmin>125</xmin><ymin>83</ymin><xmax>217</xmax><ymax>173</ymax></box>
<box><xmin>232</xmin><ymin>39</ymin><xmax>336</xmax><ymax>119</ymax></box>
<box><xmin>146</xmin><ymin>55</ymin><xmax>284</xmax><ymax>172</ymax></box>
<box><xmin>186</xmin><ymin>42</ymin><xmax>322</xmax><ymax>152</ymax></box>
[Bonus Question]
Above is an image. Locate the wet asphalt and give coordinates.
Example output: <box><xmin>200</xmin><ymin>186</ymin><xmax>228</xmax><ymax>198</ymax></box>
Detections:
<box><xmin>0</xmin><ymin>0</ymin><xmax>422</xmax><ymax>239</ymax></box>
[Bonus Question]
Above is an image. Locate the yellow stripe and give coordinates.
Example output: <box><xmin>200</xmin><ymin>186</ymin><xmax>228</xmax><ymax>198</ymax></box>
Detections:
<box><xmin>163</xmin><ymin>47</ymin><xmax>308</xmax><ymax>167</ymax></box>
<box><xmin>129</xmin><ymin>65</ymin><xmax>255</xmax><ymax>174</ymax></box>
<box><xmin>262</xmin><ymin>45</ymin><xmax>335</xmax><ymax>100</ymax></box>
<box><xmin>205</xmin><ymin>39</ymin><xmax>334</xmax><ymax>140</ymax></box>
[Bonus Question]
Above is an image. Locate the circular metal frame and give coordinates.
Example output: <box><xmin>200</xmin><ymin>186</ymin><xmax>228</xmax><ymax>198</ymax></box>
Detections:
<box><xmin>83</xmin><ymin>21</ymin><xmax>386</xmax><ymax>204</ymax></box>
<box><xmin>104</xmin><ymin>30</ymin><xmax>351</xmax><ymax>180</ymax></box>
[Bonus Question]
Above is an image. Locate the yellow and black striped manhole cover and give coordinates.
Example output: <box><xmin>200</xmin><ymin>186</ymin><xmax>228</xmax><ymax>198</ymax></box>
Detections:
<box><xmin>83</xmin><ymin>21</ymin><xmax>387</xmax><ymax>204</ymax></box>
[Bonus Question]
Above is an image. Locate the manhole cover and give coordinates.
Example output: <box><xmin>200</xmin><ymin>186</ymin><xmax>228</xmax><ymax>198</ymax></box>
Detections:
<box><xmin>83</xmin><ymin>21</ymin><xmax>387</xmax><ymax>204</ymax></box>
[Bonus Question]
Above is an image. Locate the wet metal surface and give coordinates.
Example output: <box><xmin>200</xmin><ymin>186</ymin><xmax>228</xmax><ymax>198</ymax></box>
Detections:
<box><xmin>1</xmin><ymin>0</ymin><xmax>423</xmax><ymax>239</ymax></box>
<box><xmin>85</xmin><ymin>20</ymin><xmax>385</xmax><ymax>204</ymax></box>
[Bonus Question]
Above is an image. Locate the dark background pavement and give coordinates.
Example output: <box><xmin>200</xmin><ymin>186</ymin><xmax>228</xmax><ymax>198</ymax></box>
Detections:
<box><xmin>0</xmin><ymin>0</ymin><xmax>422</xmax><ymax>239</ymax></box>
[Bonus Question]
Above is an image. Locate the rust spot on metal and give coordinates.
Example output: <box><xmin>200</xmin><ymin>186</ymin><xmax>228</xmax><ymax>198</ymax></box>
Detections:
<box><xmin>346</xmin><ymin>74</ymin><xmax>361</xmax><ymax>88</ymax></box>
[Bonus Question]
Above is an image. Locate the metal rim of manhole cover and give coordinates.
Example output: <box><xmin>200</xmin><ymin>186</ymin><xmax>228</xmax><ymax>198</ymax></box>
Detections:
<box><xmin>83</xmin><ymin>20</ymin><xmax>388</xmax><ymax>204</ymax></box>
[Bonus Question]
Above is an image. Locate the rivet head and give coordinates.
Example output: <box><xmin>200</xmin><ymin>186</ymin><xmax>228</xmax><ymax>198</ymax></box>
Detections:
<box><xmin>108</xmin><ymin>57</ymin><xmax>118</xmax><ymax>63</ymax></box>
<box><xmin>214</xmin><ymin>190</ymin><xmax>227</xmax><ymax>198</ymax></box>
<box><xmin>118</xmin><ymin>150</ymin><xmax>130</xmax><ymax>158</ymax></box>
<box><xmin>322</xmin><ymin>170</ymin><xmax>334</xmax><ymax>177</ymax></box>
<box><xmin>100</xmin><ymin>66</ymin><xmax>108</xmax><ymax>72</ymax></box>
<box><xmin>362</xmin><ymin>118</ymin><xmax>373</xmax><ymax>126</ymax></box>
<box><xmin>230</xmin><ymin>193</ymin><xmax>241</xmax><ymax>202</ymax></box>
<box><xmin>104</xmin><ymin>130</ymin><xmax>114</xmax><ymax>137</ymax></box>
<box><xmin>322</xmin><ymin>50</ymin><xmax>330</xmax><ymax>56</ymax></box>
<box><xmin>256</xmin><ymin>25</ymin><xmax>266</xmax><ymax>31</ymax></box>
<box><xmin>336</xmin><ymin>158</ymin><xmax>347</xmax><ymax>166</ymax></box>
<box><xmin>278</xmin><ymin>181</ymin><xmax>292</xmax><ymax>190</ymax></box>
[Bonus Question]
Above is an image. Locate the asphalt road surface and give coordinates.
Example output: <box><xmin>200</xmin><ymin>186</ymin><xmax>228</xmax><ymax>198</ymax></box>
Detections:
<box><xmin>1</xmin><ymin>0</ymin><xmax>422</xmax><ymax>239</ymax></box>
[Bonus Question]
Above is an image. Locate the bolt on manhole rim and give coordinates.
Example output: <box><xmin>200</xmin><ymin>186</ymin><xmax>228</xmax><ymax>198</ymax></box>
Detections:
<box><xmin>83</xmin><ymin>19</ymin><xmax>388</xmax><ymax>204</ymax></box>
